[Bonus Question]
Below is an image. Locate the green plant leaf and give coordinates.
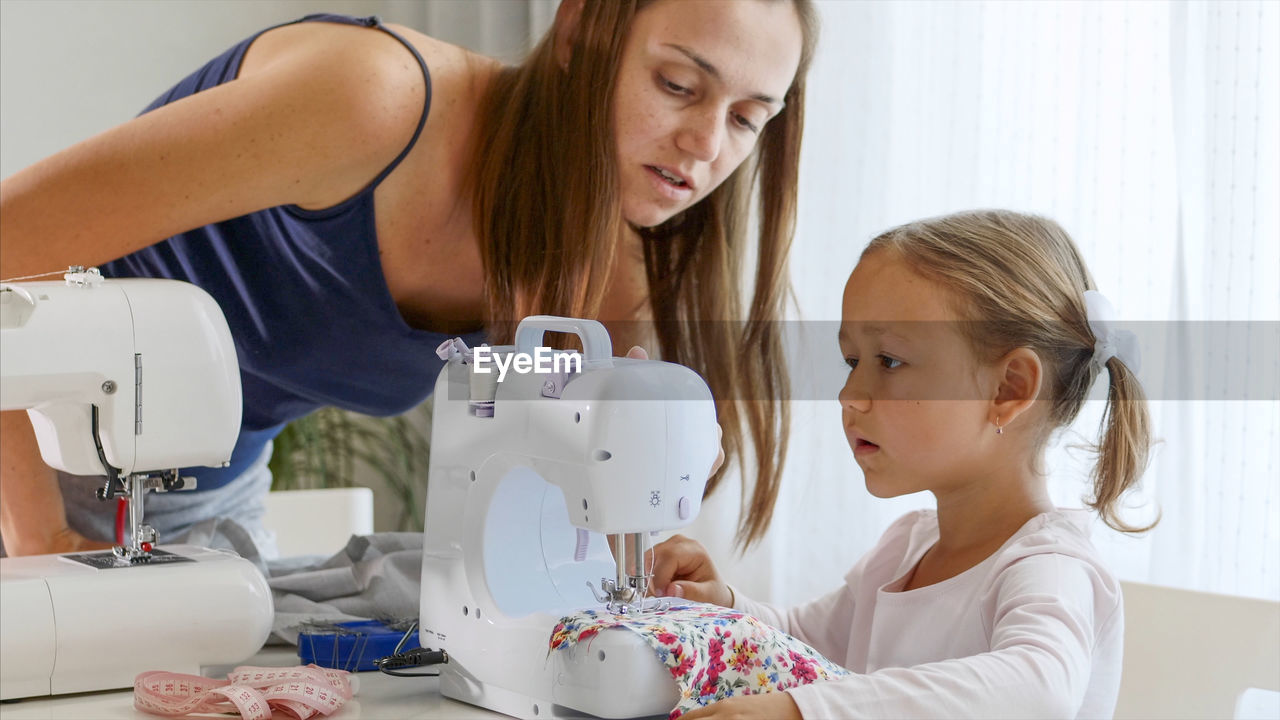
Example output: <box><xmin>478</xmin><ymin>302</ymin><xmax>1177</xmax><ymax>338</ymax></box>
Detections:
<box><xmin>266</xmin><ymin>400</ymin><xmax>433</xmax><ymax>531</ymax></box>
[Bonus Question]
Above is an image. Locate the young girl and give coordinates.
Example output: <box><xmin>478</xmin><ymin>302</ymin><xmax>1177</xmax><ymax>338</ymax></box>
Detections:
<box><xmin>0</xmin><ymin>0</ymin><xmax>817</xmax><ymax>557</ymax></box>
<box><xmin>650</xmin><ymin>209</ymin><xmax>1153</xmax><ymax>719</ymax></box>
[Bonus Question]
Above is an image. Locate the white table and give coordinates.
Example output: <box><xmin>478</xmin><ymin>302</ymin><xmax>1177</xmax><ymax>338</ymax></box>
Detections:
<box><xmin>0</xmin><ymin>647</ymin><xmax>502</xmax><ymax>719</ymax></box>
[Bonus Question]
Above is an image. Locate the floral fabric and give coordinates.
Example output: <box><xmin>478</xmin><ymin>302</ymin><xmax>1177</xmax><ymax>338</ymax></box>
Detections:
<box><xmin>549</xmin><ymin>603</ymin><xmax>849</xmax><ymax>718</ymax></box>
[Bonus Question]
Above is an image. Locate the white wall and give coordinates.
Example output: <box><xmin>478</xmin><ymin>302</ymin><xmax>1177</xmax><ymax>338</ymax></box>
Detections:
<box><xmin>0</xmin><ymin>1</ymin><xmax>410</xmax><ymax>179</ymax></box>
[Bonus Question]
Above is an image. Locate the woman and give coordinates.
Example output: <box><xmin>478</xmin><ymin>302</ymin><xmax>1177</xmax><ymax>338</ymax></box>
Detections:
<box><xmin>0</xmin><ymin>0</ymin><xmax>817</xmax><ymax>557</ymax></box>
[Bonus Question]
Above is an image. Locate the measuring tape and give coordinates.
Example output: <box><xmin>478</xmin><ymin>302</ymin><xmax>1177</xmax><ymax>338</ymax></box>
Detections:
<box><xmin>134</xmin><ymin>664</ymin><xmax>354</xmax><ymax>720</ymax></box>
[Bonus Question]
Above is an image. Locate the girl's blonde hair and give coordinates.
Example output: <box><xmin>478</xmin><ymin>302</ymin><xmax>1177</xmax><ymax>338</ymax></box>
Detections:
<box><xmin>864</xmin><ymin>210</ymin><xmax>1154</xmax><ymax>533</ymax></box>
<box><xmin>468</xmin><ymin>0</ymin><xmax>819</xmax><ymax>547</ymax></box>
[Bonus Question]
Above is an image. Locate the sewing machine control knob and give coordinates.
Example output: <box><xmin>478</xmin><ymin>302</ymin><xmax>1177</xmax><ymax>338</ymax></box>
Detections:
<box><xmin>678</xmin><ymin>496</ymin><xmax>691</xmax><ymax>520</ymax></box>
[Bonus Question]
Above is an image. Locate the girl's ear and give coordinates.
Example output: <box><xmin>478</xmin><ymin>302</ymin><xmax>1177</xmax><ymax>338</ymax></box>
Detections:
<box><xmin>553</xmin><ymin>0</ymin><xmax>587</xmax><ymax>71</ymax></box>
<box><xmin>990</xmin><ymin>347</ymin><xmax>1042</xmax><ymax>431</ymax></box>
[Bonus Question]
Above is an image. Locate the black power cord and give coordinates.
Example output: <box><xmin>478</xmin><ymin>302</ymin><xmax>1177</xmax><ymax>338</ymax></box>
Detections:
<box><xmin>374</xmin><ymin>648</ymin><xmax>450</xmax><ymax>677</ymax></box>
<box><xmin>374</xmin><ymin>621</ymin><xmax>450</xmax><ymax>677</ymax></box>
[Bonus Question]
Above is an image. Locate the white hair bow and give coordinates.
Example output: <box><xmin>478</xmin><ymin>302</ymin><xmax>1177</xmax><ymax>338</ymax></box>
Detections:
<box><xmin>1083</xmin><ymin>290</ymin><xmax>1141</xmax><ymax>374</ymax></box>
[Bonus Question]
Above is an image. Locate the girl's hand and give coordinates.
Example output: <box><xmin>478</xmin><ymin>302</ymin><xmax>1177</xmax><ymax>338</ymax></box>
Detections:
<box><xmin>624</xmin><ymin>346</ymin><xmax>725</xmax><ymax>479</ymax></box>
<box><xmin>649</xmin><ymin>534</ymin><xmax>732</xmax><ymax>606</ymax></box>
<box><xmin>680</xmin><ymin>692</ymin><xmax>803</xmax><ymax>720</ymax></box>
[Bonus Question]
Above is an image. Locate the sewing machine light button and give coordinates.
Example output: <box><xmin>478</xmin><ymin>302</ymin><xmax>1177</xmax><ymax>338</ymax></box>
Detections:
<box><xmin>678</xmin><ymin>496</ymin><xmax>690</xmax><ymax>519</ymax></box>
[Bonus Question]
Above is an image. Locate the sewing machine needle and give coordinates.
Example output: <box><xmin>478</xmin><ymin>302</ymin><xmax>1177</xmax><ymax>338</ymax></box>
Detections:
<box><xmin>614</xmin><ymin>533</ymin><xmax>626</xmax><ymax>603</ymax></box>
<box><xmin>632</xmin><ymin>532</ymin><xmax>646</xmax><ymax>600</ymax></box>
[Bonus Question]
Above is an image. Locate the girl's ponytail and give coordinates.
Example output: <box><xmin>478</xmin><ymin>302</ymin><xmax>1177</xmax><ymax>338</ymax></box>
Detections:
<box><xmin>1089</xmin><ymin>357</ymin><xmax>1156</xmax><ymax>533</ymax></box>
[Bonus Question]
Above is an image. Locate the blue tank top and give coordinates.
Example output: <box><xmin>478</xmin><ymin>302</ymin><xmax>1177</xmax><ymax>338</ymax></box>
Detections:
<box><xmin>101</xmin><ymin>14</ymin><xmax>485</xmax><ymax>490</ymax></box>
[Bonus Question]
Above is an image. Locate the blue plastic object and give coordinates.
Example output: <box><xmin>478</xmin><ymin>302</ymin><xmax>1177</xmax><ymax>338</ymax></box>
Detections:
<box><xmin>296</xmin><ymin>619</ymin><xmax>420</xmax><ymax>672</ymax></box>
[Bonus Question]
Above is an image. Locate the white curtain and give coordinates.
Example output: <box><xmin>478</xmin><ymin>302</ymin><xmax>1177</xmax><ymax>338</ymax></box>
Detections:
<box><xmin>694</xmin><ymin>0</ymin><xmax>1278</xmax><ymax>608</ymax></box>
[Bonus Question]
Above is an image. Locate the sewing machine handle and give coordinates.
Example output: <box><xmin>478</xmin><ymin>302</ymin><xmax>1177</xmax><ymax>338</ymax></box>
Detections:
<box><xmin>514</xmin><ymin>316</ymin><xmax>613</xmax><ymax>362</ymax></box>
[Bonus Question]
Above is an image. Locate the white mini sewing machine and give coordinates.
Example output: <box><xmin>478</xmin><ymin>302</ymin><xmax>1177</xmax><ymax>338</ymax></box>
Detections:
<box><xmin>420</xmin><ymin>316</ymin><xmax>719</xmax><ymax>719</ymax></box>
<box><xmin>0</xmin><ymin>269</ymin><xmax>273</xmax><ymax>700</ymax></box>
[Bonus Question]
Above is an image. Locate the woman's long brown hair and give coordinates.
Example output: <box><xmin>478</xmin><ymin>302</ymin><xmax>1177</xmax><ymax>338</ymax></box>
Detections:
<box><xmin>469</xmin><ymin>0</ymin><xmax>818</xmax><ymax>548</ymax></box>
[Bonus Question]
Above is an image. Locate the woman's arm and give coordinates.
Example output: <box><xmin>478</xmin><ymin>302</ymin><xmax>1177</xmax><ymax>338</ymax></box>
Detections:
<box><xmin>0</xmin><ymin>410</ymin><xmax>112</xmax><ymax>555</ymax></box>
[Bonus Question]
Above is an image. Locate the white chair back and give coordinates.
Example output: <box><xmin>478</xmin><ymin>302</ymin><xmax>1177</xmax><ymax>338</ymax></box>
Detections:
<box><xmin>261</xmin><ymin>487</ymin><xmax>375</xmax><ymax>558</ymax></box>
<box><xmin>1116</xmin><ymin>580</ymin><xmax>1280</xmax><ymax>719</ymax></box>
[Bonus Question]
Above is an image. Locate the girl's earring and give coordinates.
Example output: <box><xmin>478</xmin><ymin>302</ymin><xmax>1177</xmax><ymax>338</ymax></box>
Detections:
<box><xmin>995</xmin><ymin>417</ymin><xmax>1004</xmax><ymax>435</ymax></box>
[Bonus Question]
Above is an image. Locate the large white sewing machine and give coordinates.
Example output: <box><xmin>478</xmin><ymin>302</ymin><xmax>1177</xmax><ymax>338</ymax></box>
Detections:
<box><xmin>0</xmin><ymin>269</ymin><xmax>273</xmax><ymax>700</ymax></box>
<box><xmin>420</xmin><ymin>316</ymin><xmax>719</xmax><ymax>719</ymax></box>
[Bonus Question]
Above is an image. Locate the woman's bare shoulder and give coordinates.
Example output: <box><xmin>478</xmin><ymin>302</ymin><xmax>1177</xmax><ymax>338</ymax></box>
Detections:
<box><xmin>238</xmin><ymin>21</ymin><xmax>499</xmax><ymax>162</ymax></box>
<box><xmin>242</xmin><ymin>22</ymin><xmax>499</xmax><ymax>107</ymax></box>
<box><xmin>386</xmin><ymin>23</ymin><xmax>504</xmax><ymax>79</ymax></box>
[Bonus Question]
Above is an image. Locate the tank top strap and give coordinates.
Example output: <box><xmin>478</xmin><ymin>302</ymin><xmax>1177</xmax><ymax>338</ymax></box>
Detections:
<box><xmin>289</xmin><ymin>14</ymin><xmax>432</xmax><ymax>192</ymax></box>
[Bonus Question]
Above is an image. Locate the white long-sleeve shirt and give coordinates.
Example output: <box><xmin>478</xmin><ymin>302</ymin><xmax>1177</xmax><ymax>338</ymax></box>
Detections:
<box><xmin>735</xmin><ymin>509</ymin><xmax>1123</xmax><ymax>719</ymax></box>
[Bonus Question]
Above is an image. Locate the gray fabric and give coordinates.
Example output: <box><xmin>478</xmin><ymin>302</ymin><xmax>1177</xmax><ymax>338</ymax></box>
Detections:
<box><xmin>266</xmin><ymin>533</ymin><xmax>424</xmax><ymax>644</ymax></box>
<box><xmin>117</xmin><ymin>522</ymin><xmax>426</xmax><ymax>645</ymax></box>
<box><xmin>168</xmin><ymin>522</ymin><xmax>425</xmax><ymax>645</ymax></box>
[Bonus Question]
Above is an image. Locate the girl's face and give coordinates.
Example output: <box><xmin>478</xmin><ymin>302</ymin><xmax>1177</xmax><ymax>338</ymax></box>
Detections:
<box><xmin>837</xmin><ymin>252</ymin><xmax>999</xmax><ymax>498</ymax></box>
<box><xmin>612</xmin><ymin>0</ymin><xmax>803</xmax><ymax>228</ymax></box>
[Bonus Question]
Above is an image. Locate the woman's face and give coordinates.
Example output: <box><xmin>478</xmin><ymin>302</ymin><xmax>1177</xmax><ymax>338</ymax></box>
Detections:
<box><xmin>611</xmin><ymin>0</ymin><xmax>804</xmax><ymax>228</ymax></box>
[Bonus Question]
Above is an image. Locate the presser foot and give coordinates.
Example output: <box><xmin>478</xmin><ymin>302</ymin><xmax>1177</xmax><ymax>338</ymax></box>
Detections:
<box><xmin>112</xmin><ymin>523</ymin><xmax>158</xmax><ymax>563</ymax></box>
<box><xmin>98</xmin><ymin>470</ymin><xmax>195</xmax><ymax>564</ymax></box>
<box><xmin>587</xmin><ymin>578</ymin><xmax>671</xmax><ymax>615</ymax></box>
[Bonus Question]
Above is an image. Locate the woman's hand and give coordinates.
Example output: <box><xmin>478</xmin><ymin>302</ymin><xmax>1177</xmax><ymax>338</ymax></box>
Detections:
<box><xmin>47</xmin><ymin>527</ymin><xmax>114</xmax><ymax>554</ymax></box>
<box><xmin>625</xmin><ymin>346</ymin><xmax>725</xmax><ymax>478</ymax></box>
<box><xmin>3</xmin><ymin>522</ymin><xmax>112</xmax><ymax>557</ymax></box>
<box><xmin>648</xmin><ymin>534</ymin><xmax>732</xmax><ymax>606</ymax></box>
<box><xmin>680</xmin><ymin>692</ymin><xmax>803</xmax><ymax>720</ymax></box>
